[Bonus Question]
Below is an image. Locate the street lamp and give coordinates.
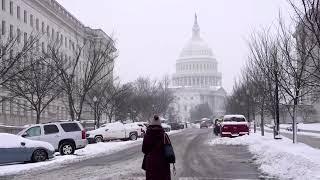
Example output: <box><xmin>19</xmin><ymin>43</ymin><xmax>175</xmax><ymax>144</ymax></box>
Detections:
<box><xmin>93</xmin><ymin>96</ymin><xmax>98</xmax><ymax>129</ymax></box>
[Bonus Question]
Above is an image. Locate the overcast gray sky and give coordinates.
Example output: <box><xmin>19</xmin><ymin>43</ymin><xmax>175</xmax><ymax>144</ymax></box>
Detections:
<box><xmin>57</xmin><ymin>0</ymin><xmax>292</xmax><ymax>93</ymax></box>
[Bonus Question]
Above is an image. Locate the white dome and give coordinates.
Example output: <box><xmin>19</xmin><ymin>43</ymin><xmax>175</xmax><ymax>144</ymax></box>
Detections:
<box><xmin>180</xmin><ymin>37</ymin><xmax>214</xmax><ymax>58</ymax></box>
<box><xmin>179</xmin><ymin>14</ymin><xmax>214</xmax><ymax>59</ymax></box>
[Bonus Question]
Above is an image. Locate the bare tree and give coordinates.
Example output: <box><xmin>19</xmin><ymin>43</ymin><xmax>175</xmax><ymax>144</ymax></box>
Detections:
<box><xmin>47</xmin><ymin>37</ymin><xmax>117</xmax><ymax>121</ymax></box>
<box><xmin>276</xmin><ymin>19</ymin><xmax>316</xmax><ymax>143</ymax></box>
<box><xmin>248</xmin><ymin>30</ymin><xmax>283</xmax><ymax>137</ymax></box>
<box><xmin>289</xmin><ymin>0</ymin><xmax>320</xmax><ymax>91</ymax></box>
<box><xmin>3</xmin><ymin>49</ymin><xmax>62</xmax><ymax>124</ymax></box>
<box><xmin>0</xmin><ymin>34</ymin><xmax>38</xmax><ymax>87</ymax></box>
<box><xmin>86</xmin><ymin>80</ymin><xmax>131</xmax><ymax>127</ymax></box>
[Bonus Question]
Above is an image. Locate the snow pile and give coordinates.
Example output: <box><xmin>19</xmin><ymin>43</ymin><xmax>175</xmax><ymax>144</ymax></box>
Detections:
<box><xmin>190</xmin><ymin>123</ymin><xmax>200</xmax><ymax>128</ymax></box>
<box><xmin>209</xmin><ymin>133</ymin><xmax>320</xmax><ymax>180</ymax></box>
<box><xmin>281</xmin><ymin>123</ymin><xmax>320</xmax><ymax>132</ymax></box>
<box><xmin>0</xmin><ymin>139</ymin><xmax>142</xmax><ymax>176</ymax></box>
<box><xmin>0</xmin><ymin>133</ymin><xmax>54</xmax><ymax>152</ymax></box>
<box><xmin>266</xmin><ymin>126</ymin><xmax>320</xmax><ymax>138</ymax></box>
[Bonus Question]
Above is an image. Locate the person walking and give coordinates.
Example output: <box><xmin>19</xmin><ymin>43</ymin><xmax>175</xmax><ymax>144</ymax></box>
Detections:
<box><xmin>142</xmin><ymin>115</ymin><xmax>173</xmax><ymax>180</ymax></box>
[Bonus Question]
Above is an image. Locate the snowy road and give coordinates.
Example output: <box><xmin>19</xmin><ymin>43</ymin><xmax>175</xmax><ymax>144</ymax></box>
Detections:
<box><xmin>265</xmin><ymin>129</ymin><xmax>320</xmax><ymax>149</ymax></box>
<box><xmin>3</xmin><ymin>128</ymin><xmax>262</xmax><ymax>180</ymax></box>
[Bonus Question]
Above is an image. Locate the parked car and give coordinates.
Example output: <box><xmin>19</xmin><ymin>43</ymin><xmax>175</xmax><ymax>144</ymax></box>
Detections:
<box><xmin>130</xmin><ymin>122</ymin><xmax>147</xmax><ymax>137</ymax></box>
<box><xmin>220</xmin><ymin>115</ymin><xmax>250</xmax><ymax>137</ymax></box>
<box><xmin>167</xmin><ymin>122</ymin><xmax>181</xmax><ymax>130</ymax></box>
<box><xmin>286</xmin><ymin>126</ymin><xmax>301</xmax><ymax>132</ymax></box>
<box><xmin>161</xmin><ymin>123</ymin><xmax>171</xmax><ymax>132</ymax></box>
<box><xmin>17</xmin><ymin>121</ymin><xmax>87</xmax><ymax>155</ymax></box>
<box><xmin>178</xmin><ymin>123</ymin><xmax>185</xmax><ymax>129</ymax></box>
<box><xmin>87</xmin><ymin>122</ymin><xmax>139</xmax><ymax>143</ymax></box>
<box><xmin>200</xmin><ymin>121</ymin><xmax>208</xmax><ymax>128</ymax></box>
<box><xmin>0</xmin><ymin>133</ymin><xmax>54</xmax><ymax>164</ymax></box>
<box><xmin>125</xmin><ymin>122</ymin><xmax>146</xmax><ymax>137</ymax></box>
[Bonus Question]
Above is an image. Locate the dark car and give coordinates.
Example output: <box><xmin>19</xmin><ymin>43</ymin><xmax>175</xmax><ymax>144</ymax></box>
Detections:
<box><xmin>200</xmin><ymin>121</ymin><xmax>208</xmax><ymax>128</ymax></box>
<box><xmin>0</xmin><ymin>133</ymin><xmax>55</xmax><ymax>164</ymax></box>
<box><xmin>167</xmin><ymin>122</ymin><xmax>181</xmax><ymax>130</ymax></box>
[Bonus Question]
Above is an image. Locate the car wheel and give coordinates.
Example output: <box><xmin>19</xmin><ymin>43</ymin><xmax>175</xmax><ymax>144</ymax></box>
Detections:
<box><xmin>129</xmin><ymin>133</ymin><xmax>137</xmax><ymax>141</ymax></box>
<box><xmin>32</xmin><ymin>149</ymin><xmax>47</xmax><ymax>162</ymax></box>
<box><xmin>59</xmin><ymin>142</ymin><xmax>75</xmax><ymax>155</ymax></box>
<box><xmin>95</xmin><ymin>136</ymin><xmax>103</xmax><ymax>143</ymax></box>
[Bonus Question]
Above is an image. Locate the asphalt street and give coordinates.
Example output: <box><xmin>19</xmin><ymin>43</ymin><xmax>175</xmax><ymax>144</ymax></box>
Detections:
<box><xmin>3</xmin><ymin>128</ymin><xmax>264</xmax><ymax>180</ymax></box>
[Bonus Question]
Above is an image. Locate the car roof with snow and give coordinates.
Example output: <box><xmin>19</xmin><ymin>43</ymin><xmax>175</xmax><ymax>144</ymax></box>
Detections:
<box><xmin>223</xmin><ymin>115</ymin><xmax>246</xmax><ymax>119</ymax></box>
<box><xmin>0</xmin><ymin>133</ymin><xmax>54</xmax><ymax>151</ymax></box>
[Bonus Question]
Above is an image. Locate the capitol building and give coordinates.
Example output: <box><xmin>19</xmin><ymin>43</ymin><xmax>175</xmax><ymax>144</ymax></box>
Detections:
<box><xmin>171</xmin><ymin>15</ymin><xmax>226</xmax><ymax>122</ymax></box>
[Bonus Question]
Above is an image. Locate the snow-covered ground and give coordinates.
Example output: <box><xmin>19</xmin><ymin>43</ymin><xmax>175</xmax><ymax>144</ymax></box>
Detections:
<box><xmin>264</xmin><ymin>126</ymin><xmax>320</xmax><ymax>138</ymax></box>
<box><xmin>209</xmin><ymin>132</ymin><xmax>320</xmax><ymax>180</ymax></box>
<box><xmin>190</xmin><ymin>123</ymin><xmax>200</xmax><ymax>128</ymax></box>
<box><xmin>280</xmin><ymin>123</ymin><xmax>320</xmax><ymax>132</ymax></box>
<box><xmin>0</xmin><ymin>129</ymin><xmax>183</xmax><ymax>176</ymax></box>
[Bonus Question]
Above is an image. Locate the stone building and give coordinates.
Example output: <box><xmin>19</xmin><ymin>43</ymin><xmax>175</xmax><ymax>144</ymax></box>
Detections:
<box><xmin>0</xmin><ymin>0</ymin><xmax>114</xmax><ymax>126</ymax></box>
<box><xmin>170</xmin><ymin>15</ymin><xmax>226</xmax><ymax>122</ymax></box>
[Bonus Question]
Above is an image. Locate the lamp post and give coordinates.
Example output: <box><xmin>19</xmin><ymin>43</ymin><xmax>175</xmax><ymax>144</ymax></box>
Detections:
<box><xmin>93</xmin><ymin>96</ymin><xmax>98</xmax><ymax>129</ymax></box>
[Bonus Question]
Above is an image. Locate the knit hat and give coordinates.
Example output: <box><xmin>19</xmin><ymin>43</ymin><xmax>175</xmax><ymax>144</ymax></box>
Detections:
<box><xmin>150</xmin><ymin>115</ymin><xmax>161</xmax><ymax>126</ymax></box>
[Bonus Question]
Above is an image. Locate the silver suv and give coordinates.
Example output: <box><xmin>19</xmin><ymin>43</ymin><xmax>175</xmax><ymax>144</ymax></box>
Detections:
<box><xmin>18</xmin><ymin>121</ymin><xmax>87</xmax><ymax>155</ymax></box>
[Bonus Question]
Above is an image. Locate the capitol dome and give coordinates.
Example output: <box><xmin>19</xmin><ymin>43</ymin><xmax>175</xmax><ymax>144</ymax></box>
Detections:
<box><xmin>172</xmin><ymin>14</ymin><xmax>222</xmax><ymax>88</ymax></box>
<box><xmin>179</xmin><ymin>15</ymin><xmax>214</xmax><ymax>59</ymax></box>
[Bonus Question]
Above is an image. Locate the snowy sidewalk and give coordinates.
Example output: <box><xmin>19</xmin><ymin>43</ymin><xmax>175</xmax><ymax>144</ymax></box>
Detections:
<box><xmin>0</xmin><ymin>129</ymin><xmax>183</xmax><ymax>176</ymax></box>
<box><xmin>209</xmin><ymin>132</ymin><xmax>320</xmax><ymax>180</ymax></box>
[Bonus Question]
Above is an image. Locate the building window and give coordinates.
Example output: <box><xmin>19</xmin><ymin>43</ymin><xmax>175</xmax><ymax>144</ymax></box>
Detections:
<box><xmin>46</xmin><ymin>25</ymin><xmax>49</xmax><ymax>36</ymax></box>
<box><xmin>2</xmin><ymin>0</ymin><xmax>5</xmax><ymax>11</ymax></box>
<box><xmin>41</xmin><ymin>42</ymin><xmax>45</xmax><ymax>52</ymax></box>
<box><xmin>1</xmin><ymin>20</ymin><xmax>5</xmax><ymax>35</ymax></box>
<box><xmin>30</xmin><ymin>14</ymin><xmax>33</xmax><ymax>27</ymax></box>
<box><xmin>24</xmin><ymin>10</ymin><xmax>27</xmax><ymax>23</ymax></box>
<box><xmin>24</xmin><ymin>32</ymin><xmax>27</xmax><ymax>45</ymax></box>
<box><xmin>41</xmin><ymin>22</ymin><xmax>44</xmax><ymax>33</ymax></box>
<box><xmin>36</xmin><ymin>18</ymin><xmax>39</xmax><ymax>31</ymax></box>
<box><xmin>17</xmin><ymin>28</ymin><xmax>21</xmax><ymax>43</ymax></box>
<box><xmin>16</xmin><ymin>6</ymin><xmax>20</xmax><ymax>19</ymax></box>
<box><xmin>9</xmin><ymin>24</ymin><xmax>13</xmax><ymax>39</ymax></box>
<box><xmin>56</xmin><ymin>31</ymin><xmax>59</xmax><ymax>41</ymax></box>
<box><xmin>51</xmin><ymin>28</ymin><xmax>54</xmax><ymax>39</ymax></box>
<box><xmin>9</xmin><ymin>1</ymin><xmax>12</xmax><ymax>15</ymax></box>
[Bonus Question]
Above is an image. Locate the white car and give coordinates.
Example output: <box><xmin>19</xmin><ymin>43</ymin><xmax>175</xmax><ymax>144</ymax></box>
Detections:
<box><xmin>18</xmin><ymin>121</ymin><xmax>87</xmax><ymax>155</ymax></box>
<box><xmin>87</xmin><ymin>122</ymin><xmax>139</xmax><ymax>143</ymax></box>
<box><xmin>129</xmin><ymin>122</ymin><xmax>147</xmax><ymax>137</ymax></box>
<box><xmin>0</xmin><ymin>133</ymin><xmax>55</xmax><ymax>164</ymax></box>
<box><xmin>161</xmin><ymin>123</ymin><xmax>171</xmax><ymax>132</ymax></box>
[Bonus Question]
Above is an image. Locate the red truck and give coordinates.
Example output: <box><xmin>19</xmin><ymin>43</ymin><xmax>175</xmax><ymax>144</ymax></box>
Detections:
<box><xmin>220</xmin><ymin>115</ymin><xmax>250</xmax><ymax>137</ymax></box>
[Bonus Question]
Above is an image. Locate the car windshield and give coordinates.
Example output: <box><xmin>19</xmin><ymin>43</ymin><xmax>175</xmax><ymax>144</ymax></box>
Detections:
<box><xmin>223</xmin><ymin>117</ymin><xmax>246</xmax><ymax>122</ymax></box>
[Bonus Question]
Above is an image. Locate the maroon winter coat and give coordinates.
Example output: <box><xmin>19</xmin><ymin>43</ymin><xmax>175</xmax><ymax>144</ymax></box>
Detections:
<box><xmin>142</xmin><ymin>125</ymin><xmax>171</xmax><ymax>180</ymax></box>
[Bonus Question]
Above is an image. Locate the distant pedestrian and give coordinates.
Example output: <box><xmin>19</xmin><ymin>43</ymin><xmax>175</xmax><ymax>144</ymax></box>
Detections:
<box><xmin>142</xmin><ymin>115</ymin><xmax>174</xmax><ymax>180</ymax></box>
